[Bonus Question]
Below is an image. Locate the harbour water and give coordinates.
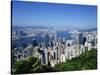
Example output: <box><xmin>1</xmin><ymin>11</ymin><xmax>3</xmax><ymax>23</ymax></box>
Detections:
<box><xmin>13</xmin><ymin>31</ymin><xmax>72</xmax><ymax>48</ymax></box>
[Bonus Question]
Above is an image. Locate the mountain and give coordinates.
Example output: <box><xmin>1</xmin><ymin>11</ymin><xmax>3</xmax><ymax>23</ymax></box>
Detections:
<box><xmin>79</xmin><ymin>28</ymin><xmax>97</xmax><ymax>32</ymax></box>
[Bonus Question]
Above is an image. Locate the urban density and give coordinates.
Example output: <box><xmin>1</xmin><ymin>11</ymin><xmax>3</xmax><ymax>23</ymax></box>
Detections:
<box><xmin>12</xmin><ymin>26</ymin><xmax>97</xmax><ymax>67</ymax></box>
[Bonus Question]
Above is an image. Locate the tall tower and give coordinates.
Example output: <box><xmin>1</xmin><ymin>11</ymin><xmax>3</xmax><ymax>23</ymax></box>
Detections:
<box><xmin>76</xmin><ymin>33</ymin><xmax>83</xmax><ymax>45</ymax></box>
<box><xmin>54</xmin><ymin>25</ymin><xmax>57</xmax><ymax>42</ymax></box>
<box><xmin>44</xmin><ymin>32</ymin><xmax>50</xmax><ymax>47</ymax></box>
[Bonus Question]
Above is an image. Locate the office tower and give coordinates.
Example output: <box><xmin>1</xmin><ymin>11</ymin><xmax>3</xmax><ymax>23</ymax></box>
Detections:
<box><xmin>56</xmin><ymin>47</ymin><xmax>59</xmax><ymax>60</ymax></box>
<box><xmin>54</xmin><ymin>26</ymin><xmax>57</xmax><ymax>42</ymax></box>
<box><xmin>25</xmin><ymin>45</ymin><xmax>33</xmax><ymax>57</ymax></box>
<box><xmin>49</xmin><ymin>41</ymin><xmax>54</xmax><ymax>47</ymax></box>
<box><xmin>44</xmin><ymin>48</ymin><xmax>48</xmax><ymax>65</ymax></box>
<box><xmin>53</xmin><ymin>46</ymin><xmax>56</xmax><ymax>60</ymax></box>
<box><xmin>86</xmin><ymin>33</ymin><xmax>93</xmax><ymax>43</ymax></box>
<box><xmin>39</xmin><ymin>54</ymin><xmax>44</xmax><ymax>64</ymax></box>
<box><xmin>60</xmin><ymin>54</ymin><xmax>66</xmax><ymax>62</ymax></box>
<box><xmin>56</xmin><ymin>47</ymin><xmax>61</xmax><ymax>60</ymax></box>
<box><xmin>83</xmin><ymin>37</ymin><xmax>86</xmax><ymax>45</ymax></box>
<box><xmin>72</xmin><ymin>46</ymin><xmax>77</xmax><ymax>58</ymax></box>
<box><xmin>44</xmin><ymin>33</ymin><xmax>50</xmax><ymax>47</ymax></box>
<box><xmin>65</xmin><ymin>40</ymin><xmax>70</xmax><ymax>59</ymax></box>
<box><xmin>38</xmin><ymin>47</ymin><xmax>46</xmax><ymax>64</ymax></box>
<box><xmin>79</xmin><ymin>45</ymin><xmax>85</xmax><ymax>54</ymax></box>
<box><xmin>53</xmin><ymin>52</ymin><xmax>56</xmax><ymax>60</ymax></box>
<box><xmin>92</xmin><ymin>31</ymin><xmax>97</xmax><ymax>48</ymax></box>
<box><xmin>42</xmin><ymin>52</ymin><xmax>46</xmax><ymax>64</ymax></box>
<box><xmin>88</xmin><ymin>43</ymin><xmax>92</xmax><ymax>51</ymax></box>
<box><xmin>78</xmin><ymin>33</ymin><xmax>84</xmax><ymax>45</ymax></box>
<box><xmin>81</xmin><ymin>45</ymin><xmax>85</xmax><ymax>53</ymax></box>
<box><xmin>75</xmin><ymin>44</ymin><xmax>80</xmax><ymax>57</ymax></box>
<box><xmin>47</xmin><ymin>52</ymin><xmax>51</xmax><ymax>66</ymax></box>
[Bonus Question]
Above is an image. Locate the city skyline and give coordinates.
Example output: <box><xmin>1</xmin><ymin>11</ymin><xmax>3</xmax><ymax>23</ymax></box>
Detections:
<box><xmin>12</xmin><ymin>1</ymin><xmax>97</xmax><ymax>30</ymax></box>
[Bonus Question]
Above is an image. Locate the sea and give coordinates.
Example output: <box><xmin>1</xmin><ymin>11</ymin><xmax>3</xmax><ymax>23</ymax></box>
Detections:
<box><xmin>12</xmin><ymin>31</ymin><xmax>72</xmax><ymax>48</ymax></box>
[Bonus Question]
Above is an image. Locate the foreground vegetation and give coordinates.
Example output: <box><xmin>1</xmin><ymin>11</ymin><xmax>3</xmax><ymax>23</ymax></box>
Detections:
<box><xmin>11</xmin><ymin>48</ymin><xmax>97</xmax><ymax>74</ymax></box>
<box><xmin>55</xmin><ymin>48</ymin><xmax>97</xmax><ymax>71</ymax></box>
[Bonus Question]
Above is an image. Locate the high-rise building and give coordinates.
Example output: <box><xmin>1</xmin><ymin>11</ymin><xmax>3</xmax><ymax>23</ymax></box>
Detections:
<box><xmin>44</xmin><ymin>47</ymin><xmax>48</xmax><ymax>65</ymax></box>
<box><xmin>88</xmin><ymin>43</ymin><xmax>92</xmax><ymax>51</ymax></box>
<box><xmin>54</xmin><ymin>26</ymin><xmax>57</xmax><ymax>41</ymax></box>
<box><xmin>78</xmin><ymin>33</ymin><xmax>84</xmax><ymax>45</ymax></box>
<box><xmin>83</xmin><ymin>37</ymin><xmax>86</xmax><ymax>45</ymax></box>
<box><xmin>60</xmin><ymin>54</ymin><xmax>66</xmax><ymax>62</ymax></box>
<box><xmin>38</xmin><ymin>47</ymin><xmax>46</xmax><ymax>64</ymax></box>
<box><xmin>44</xmin><ymin>33</ymin><xmax>50</xmax><ymax>47</ymax></box>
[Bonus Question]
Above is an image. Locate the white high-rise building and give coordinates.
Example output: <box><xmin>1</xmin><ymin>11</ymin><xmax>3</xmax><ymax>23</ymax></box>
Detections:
<box><xmin>88</xmin><ymin>43</ymin><xmax>92</xmax><ymax>51</ymax></box>
<box><xmin>25</xmin><ymin>45</ymin><xmax>33</xmax><ymax>57</ymax></box>
<box><xmin>72</xmin><ymin>46</ymin><xmax>77</xmax><ymax>58</ymax></box>
<box><xmin>44</xmin><ymin>47</ymin><xmax>48</xmax><ymax>65</ymax></box>
<box><xmin>79</xmin><ymin>45</ymin><xmax>85</xmax><ymax>54</ymax></box>
<box><xmin>60</xmin><ymin>54</ymin><xmax>66</xmax><ymax>62</ymax></box>
<box><xmin>39</xmin><ymin>54</ymin><xmax>44</xmax><ymax>64</ymax></box>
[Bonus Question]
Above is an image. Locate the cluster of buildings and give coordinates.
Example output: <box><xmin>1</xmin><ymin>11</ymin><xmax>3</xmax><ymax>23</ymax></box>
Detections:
<box><xmin>12</xmin><ymin>29</ymin><xmax>97</xmax><ymax>67</ymax></box>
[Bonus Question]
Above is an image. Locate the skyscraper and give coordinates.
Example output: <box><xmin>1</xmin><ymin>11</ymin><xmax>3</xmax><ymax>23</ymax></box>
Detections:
<box><xmin>44</xmin><ymin>33</ymin><xmax>50</xmax><ymax>47</ymax></box>
<box><xmin>78</xmin><ymin>33</ymin><xmax>84</xmax><ymax>45</ymax></box>
<box><xmin>54</xmin><ymin>26</ymin><xmax>57</xmax><ymax>42</ymax></box>
<box><xmin>83</xmin><ymin>37</ymin><xmax>86</xmax><ymax>45</ymax></box>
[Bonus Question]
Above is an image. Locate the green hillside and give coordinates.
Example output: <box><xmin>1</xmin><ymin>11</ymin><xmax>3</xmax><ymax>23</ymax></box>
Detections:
<box><xmin>55</xmin><ymin>48</ymin><xmax>97</xmax><ymax>71</ymax></box>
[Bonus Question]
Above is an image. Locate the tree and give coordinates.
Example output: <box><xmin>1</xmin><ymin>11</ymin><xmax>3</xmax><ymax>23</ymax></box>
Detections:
<box><xmin>12</xmin><ymin>56</ymin><xmax>38</xmax><ymax>74</ymax></box>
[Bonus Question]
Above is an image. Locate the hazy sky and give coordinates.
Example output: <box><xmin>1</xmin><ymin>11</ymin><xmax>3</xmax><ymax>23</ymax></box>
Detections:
<box><xmin>12</xmin><ymin>1</ymin><xmax>97</xmax><ymax>29</ymax></box>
